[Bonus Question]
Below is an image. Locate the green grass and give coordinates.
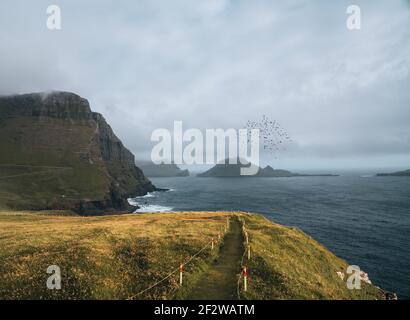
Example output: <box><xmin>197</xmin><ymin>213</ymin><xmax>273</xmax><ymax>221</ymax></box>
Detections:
<box><xmin>238</xmin><ymin>213</ymin><xmax>383</xmax><ymax>300</ymax></box>
<box><xmin>0</xmin><ymin>117</ymin><xmax>109</xmax><ymax>210</ymax></box>
<box><xmin>0</xmin><ymin>210</ymin><xmax>384</xmax><ymax>300</ymax></box>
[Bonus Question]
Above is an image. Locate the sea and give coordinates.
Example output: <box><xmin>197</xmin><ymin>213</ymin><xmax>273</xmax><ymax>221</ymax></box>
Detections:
<box><xmin>129</xmin><ymin>173</ymin><xmax>410</xmax><ymax>299</ymax></box>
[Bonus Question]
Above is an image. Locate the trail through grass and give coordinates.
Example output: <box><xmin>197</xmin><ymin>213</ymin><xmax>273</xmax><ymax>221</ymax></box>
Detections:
<box><xmin>186</xmin><ymin>219</ymin><xmax>244</xmax><ymax>300</ymax></box>
<box><xmin>0</xmin><ymin>211</ymin><xmax>385</xmax><ymax>300</ymax></box>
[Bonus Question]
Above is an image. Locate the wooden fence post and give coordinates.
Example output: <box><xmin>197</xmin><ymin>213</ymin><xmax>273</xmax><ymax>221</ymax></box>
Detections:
<box><xmin>244</xmin><ymin>267</ymin><xmax>248</xmax><ymax>292</ymax></box>
<box><xmin>179</xmin><ymin>262</ymin><xmax>183</xmax><ymax>286</ymax></box>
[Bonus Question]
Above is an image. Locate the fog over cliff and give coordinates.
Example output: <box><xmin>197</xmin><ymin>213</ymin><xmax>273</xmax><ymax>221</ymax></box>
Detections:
<box><xmin>1</xmin><ymin>0</ymin><xmax>409</xmax><ymax>170</ymax></box>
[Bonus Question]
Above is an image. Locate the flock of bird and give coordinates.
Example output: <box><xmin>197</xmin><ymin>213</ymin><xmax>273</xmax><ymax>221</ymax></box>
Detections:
<box><xmin>244</xmin><ymin>115</ymin><xmax>292</xmax><ymax>157</ymax></box>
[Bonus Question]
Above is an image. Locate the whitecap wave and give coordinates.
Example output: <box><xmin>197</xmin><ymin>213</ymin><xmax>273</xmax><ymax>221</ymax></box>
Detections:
<box><xmin>127</xmin><ymin>193</ymin><xmax>155</xmax><ymax>206</ymax></box>
<box><xmin>138</xmin><ymin>192</ymin><xmax>155</xmax><ymax>198</ymax></box>
<box><xmin>127</xmin><ymin>198</ymin><xmax>139</xmax><ymax>206</ymax></box>
<box><xmin>134</xmin><ymin>204</ymin><xmax>174</xmax><ymax>213</ymax></box>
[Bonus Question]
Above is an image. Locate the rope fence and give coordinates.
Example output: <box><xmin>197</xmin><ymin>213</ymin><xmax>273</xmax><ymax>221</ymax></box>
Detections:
<box><xmin>237</xmin><ymin>216</ymin><xmax>249</xmax><ymax>300</ymax></box>
<box><xmin>127</xmin><ymin>238</ymin><xmax>214</xmax><ymax>299</ymax></box>
<box><xmin>127</xmin><ymin>216</ymin><xmax>232</xmax><ymax>300</ymax></box>
<box><xmin>4</xmin><ymin>213</ymin><xmax>250</xmax><ymax>300</ymax></box>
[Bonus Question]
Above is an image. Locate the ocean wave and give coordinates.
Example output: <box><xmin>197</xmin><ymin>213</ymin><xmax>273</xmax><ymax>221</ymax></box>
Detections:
<box><xmin>134</xmin><ymin>204</ymin><xmax>174</xmax><ymax>213</ymax></box>
<box><xmin>138</xmin><ymin>192</ymin><xmax>155</xmax><ymax>198</ymax></box>
<box><xmin>127</xmin><ymin>198</ymin><xmax>139</xmax><ymax>206</ymax></box>
<box><xmin>127</xmin><ymin>193</ymin><xmax>155</xmax><ymax>206</ymax></box>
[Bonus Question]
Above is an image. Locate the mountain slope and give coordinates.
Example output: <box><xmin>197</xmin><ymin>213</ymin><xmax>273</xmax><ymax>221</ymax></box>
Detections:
<box><xmin>0</xmin><ymin>91</ymin><xmax>155</xmax><ymax>214</ymax></box>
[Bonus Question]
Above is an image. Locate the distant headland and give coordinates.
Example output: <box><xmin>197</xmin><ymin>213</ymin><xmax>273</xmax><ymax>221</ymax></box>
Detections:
<box><xmin>197</xmin><ymin>158</ymin><xmax>339</xmax><ymax>177</ymax></box>
<box><xmin>136</xmin><ymin>161</ymin><xmax>189</xmax><ymax>177</ymax></box>
<box><xmin>376</xmin><ymin>169</ymin><xmax>410</xmax><ymax>177</ymax></box>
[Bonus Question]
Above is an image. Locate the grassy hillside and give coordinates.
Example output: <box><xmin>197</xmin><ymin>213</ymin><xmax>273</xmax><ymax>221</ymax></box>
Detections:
<box><xmin>0</xmin><ymin>92</ymin><xmax>155</xmax><ymax>213</ymax></box>
<box><xmin>0</xmin><ymin>117</ymin><xmax>108</xmax><ymax>210</ymax></box>
<box><xmin>0</xmin><ymin>211</ymin><xmax>384</xmax><ymax>300</ymax></box>
<box><xmin>237</xmin><ymin>213</ymin><xmax>383</xmax><ymax>299</ymax></box>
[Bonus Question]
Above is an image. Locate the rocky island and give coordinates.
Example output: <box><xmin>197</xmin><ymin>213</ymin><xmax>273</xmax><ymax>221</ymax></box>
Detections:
<box><xmin>198</xmin><ymin>159</ymin><xmax>338</xmax><ymax>177</ymax></box>
<box><xmin>376</xmin><ymin>169</ymin><xmax>410</xmax><ymax>177</ymax></box>
<box><xmin>0</xmin><ymin>91</ymin><xmax>156</xmax><ymax>214</ymax></box>
<box><xmin>136</xmin><ymin>161</ymin><xmax>189</xmax><ymax>177</ymax></box>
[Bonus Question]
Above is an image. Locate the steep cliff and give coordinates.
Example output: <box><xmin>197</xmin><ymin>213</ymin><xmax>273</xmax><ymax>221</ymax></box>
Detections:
<box><xmin>0</xmin><ymin>91</ymin><xmax>156</xmax><ymax>214</ymax></box>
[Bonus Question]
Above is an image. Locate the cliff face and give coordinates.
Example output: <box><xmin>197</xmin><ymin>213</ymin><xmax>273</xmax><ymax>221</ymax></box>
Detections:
<box><xmin>0</xmin><ymin>91</ymin><xmax>155</xmax><ymax>214</ymax></box>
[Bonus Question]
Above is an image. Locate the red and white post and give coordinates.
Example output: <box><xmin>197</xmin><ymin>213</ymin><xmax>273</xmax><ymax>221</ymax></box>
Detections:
<box><xmin>244</xmin><ymin>267</ymin><xmax>248</xmax><ymax>292</ymax></box>
<box><xmin>179</xmin><ymin>262</ymin><xmax>183</xmax><ymax>286</ymax></box>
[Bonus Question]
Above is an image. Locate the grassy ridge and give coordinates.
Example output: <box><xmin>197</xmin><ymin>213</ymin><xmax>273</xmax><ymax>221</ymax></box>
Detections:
<box><xmin>239</xmin><ymin>213</ymin><xmax>382</xmax><ymax>299</ymax></box>
<box><xmin>0</xmin><ymin>211</ymin><xmax>383</xmax><ymax>300</ymax></box>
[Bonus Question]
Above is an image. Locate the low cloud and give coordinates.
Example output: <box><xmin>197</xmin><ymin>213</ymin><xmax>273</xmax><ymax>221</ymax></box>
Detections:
<box><xmin>0</xmin><ymin>0</ymin><xmax>409</xmax><ymax>169</ymax></box>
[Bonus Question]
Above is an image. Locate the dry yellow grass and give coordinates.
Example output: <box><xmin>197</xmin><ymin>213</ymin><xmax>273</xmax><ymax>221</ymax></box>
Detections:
<box><xmin>0</xmin><ymin>210</ymin><xmax>384</xmax><ymax>300</ymax></box>
<box><xmin>0</xmin><ymin>210</ymin><xmax>230</xmax><ymax>299</ymax></box>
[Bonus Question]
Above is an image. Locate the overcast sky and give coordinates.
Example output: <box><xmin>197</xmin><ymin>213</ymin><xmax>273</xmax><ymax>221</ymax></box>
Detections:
<box><xmin>1</xmin><ymin>0</ymin><xmax>409</xmax><ymax>170</ymax></box>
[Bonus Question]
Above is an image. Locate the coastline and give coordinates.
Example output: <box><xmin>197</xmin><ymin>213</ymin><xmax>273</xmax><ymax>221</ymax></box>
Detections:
<box><xmin>0</xmin><ymin>210</ymin><xmax>395</xmax><ymax>300</ymax></box>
